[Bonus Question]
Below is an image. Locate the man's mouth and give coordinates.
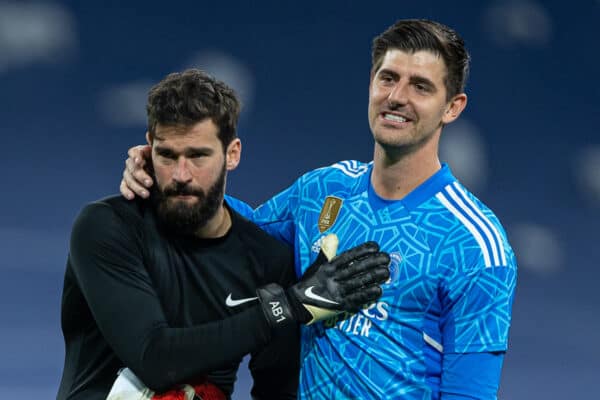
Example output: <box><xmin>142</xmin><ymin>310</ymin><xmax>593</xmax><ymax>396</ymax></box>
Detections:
<box><xmin>168</xmin><ymin>194</ymin><xmax>198</xmax><ymax>201</ymax></box>
<box><xmin>382</xmin><ymin>113</ymin><xmax>410</xmax><ymax>123</ymax></box>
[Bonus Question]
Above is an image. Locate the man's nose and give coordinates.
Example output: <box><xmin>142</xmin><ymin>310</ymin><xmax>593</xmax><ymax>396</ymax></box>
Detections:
<box><xmin>172</xmin><ymin>157</ymin><xmax>192</xmax><ymax>183</ymax></box>
<box><xmin>387</xmin><ymin>82</ymin><xmax>409</xmax><ymax>107</ymax></box>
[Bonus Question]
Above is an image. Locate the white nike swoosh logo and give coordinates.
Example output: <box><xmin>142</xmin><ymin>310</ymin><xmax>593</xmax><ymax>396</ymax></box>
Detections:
<box><xmin>226</xmin><ymin>293</ymin><xmax>259</xmax><ymax>307</ymax></box>
<box><xmin>304</xmin><ymin>286</ymin><xmax>339</xmax><ymax>305</ymax></box>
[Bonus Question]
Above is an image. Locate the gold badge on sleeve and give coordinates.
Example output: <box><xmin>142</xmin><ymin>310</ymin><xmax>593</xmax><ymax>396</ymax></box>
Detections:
<box><xmin>318</xmin><ymin>196</ymin><xmax>343</xmax><ymax>232</ymax></box>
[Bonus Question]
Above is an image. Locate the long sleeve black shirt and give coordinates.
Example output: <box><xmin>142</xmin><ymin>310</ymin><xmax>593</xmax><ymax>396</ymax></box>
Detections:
<box><xmin>57</xmin><ymin>195</ymin><xmax>299</xmax><ymax>400</ymax></box>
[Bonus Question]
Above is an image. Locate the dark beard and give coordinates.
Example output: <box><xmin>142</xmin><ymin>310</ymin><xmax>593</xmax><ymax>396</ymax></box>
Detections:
<box><xmin>151</xmin><ymin>164</ymin><xmax>226</xmax><ymax>236</ymax></box>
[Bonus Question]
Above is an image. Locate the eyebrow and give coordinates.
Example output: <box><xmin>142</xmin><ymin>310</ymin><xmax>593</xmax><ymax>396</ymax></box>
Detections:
<box><xmin>154</xmin><ymin>145</ymin><xmax>214</xmax><ymax>157</ymax></box>
<box><xmin>409</xmin><ymin>76</ymin><xmax>436</xmax><ymax>90</ymax></box>
<box><xmin>378</xmin><ymin>68</ymin><xmax>400</xmax><ymax>80</ymax></box>
<box><xmin>378</xmin><ymin>68</ymin><xmax>437</xmax><ymax>89</ymax></box>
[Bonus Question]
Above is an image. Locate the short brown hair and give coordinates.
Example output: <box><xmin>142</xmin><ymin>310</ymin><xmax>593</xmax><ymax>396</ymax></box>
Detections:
<box><xmin>146</xmin><ymin>69</ymin><xmax>241</xmax><ymax>149</ymax></box>
<box><xmin>372</xmin><ymin>19</ymin><xmax>470</xmax><ymax>100</ymax></box>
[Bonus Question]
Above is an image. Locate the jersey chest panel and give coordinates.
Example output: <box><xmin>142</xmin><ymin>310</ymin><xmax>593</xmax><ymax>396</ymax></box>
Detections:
<box><xmin>296</xmin><ymin>192</ymin><xmax>438</xmax><ymax>398</ymax></box>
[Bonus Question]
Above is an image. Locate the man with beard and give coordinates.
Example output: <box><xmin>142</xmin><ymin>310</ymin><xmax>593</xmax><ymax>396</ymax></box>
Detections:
<box><xmin>120</xmin><ymin>20</ymin><xmax>517</xmax><ymax>399</ymax></box>
<box><xmin>56</xmin><ymin>69</ymin><xmax>390</xmax><ymax>400</ymax></box>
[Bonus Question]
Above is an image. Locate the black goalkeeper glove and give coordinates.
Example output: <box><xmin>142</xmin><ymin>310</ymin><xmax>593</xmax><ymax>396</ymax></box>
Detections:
<box><xmin>256</xmin><ymin>234</ymin><xmax>390</xmax><ymax>328</ymax></box>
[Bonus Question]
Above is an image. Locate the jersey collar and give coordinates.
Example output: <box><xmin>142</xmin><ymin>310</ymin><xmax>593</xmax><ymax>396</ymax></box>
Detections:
<box><xmin>365</xmin><ymin>163</ymin><xmax>457</xmax><ymax>211</ymax></box>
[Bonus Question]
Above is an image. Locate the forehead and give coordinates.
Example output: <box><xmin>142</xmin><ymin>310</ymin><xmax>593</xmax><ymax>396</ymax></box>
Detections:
<box><xmin>153</xmin><ymin>119</ymin><xmax>220</xmax><ymax>148</ymax></box>
<box><xmin>375</xmin><ymin>49</ymin><xmax>447</xmax><ymax>83</ymax></box>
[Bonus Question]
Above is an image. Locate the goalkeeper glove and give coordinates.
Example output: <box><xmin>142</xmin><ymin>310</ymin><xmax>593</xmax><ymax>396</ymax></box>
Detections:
<box><xmin>256</xmin><ymin>234</ymin><xmax>390</xmax><ymax>327</ymax></box>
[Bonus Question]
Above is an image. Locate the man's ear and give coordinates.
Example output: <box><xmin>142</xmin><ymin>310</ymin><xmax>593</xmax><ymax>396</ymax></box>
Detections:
<box><xmin>145</xmin><ymin>131</ymin><xmax>153</xmax><ymax>146</ymax></box>
<box><xmin>225</xmin><ymin>138</ymin><xmax>242</xmax><ymax>171</ymax></box>
<box><xmin>442</xmin><ymin>93</ymin><xmax>468</xmax><ymax>125</ymax></box>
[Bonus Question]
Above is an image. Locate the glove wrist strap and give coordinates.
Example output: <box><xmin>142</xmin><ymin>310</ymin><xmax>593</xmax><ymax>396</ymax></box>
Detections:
<box><xmin>256</xmin><ymin>283</ymin><xmax>295</xmax><ymax>329</ymax></box>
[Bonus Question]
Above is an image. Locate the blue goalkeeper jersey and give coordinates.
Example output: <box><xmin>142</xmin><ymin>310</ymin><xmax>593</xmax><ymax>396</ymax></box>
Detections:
<box><xmin>252</xmin><ymin>161</ymin><xmax>517</xmax><ymax>399</ymax></box>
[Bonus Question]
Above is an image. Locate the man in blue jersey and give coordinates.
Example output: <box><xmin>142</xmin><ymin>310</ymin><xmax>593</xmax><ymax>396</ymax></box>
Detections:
<box><xmin>121</xmin><ymin>19</ymin><xmax>517</xmax><ymax>399</ymax></box>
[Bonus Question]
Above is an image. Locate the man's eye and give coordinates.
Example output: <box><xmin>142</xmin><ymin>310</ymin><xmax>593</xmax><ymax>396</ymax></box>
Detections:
<box><xmin>158</xmin><ymin>152</ymin><xmax>176</xmax><ymax>160</ymax></box>
<box><xmin>415</xmin><ymin>83</ymin><xmax>432</xmax><ymax>93</ymax></box>
<box><xmin>379</xmin><ymin>75</ymin><xmax>394</xmax><ymax>86</ymax></box>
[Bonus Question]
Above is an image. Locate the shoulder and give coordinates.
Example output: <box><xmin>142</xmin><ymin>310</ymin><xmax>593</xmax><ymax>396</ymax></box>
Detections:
<box><xmin>71</xmin><ymin>195</ymin><xmax>148</xmax><ymax>245</ymax></box>
<box><xmin>231</xmin><ymin>209</ymin><xmax>292</xmax><ymax>257</ymax></box>
<box><xmin>427</xmin><ymin>182</ymin><xmax>514</xmax><ymax>269</ymax></box>
<box><xmin>68</xmin><ymin>196</ymin><xmax>151</xmax><ymax>277</ymax></box>
<box><xmin>77</xmin><ymin>194</ymin><xmax>144</xmax><ymax>221</ymax></box>
<box><xmin>292</xmin><ymin>160</ymin><xmax>371</xmax><ymax>197</ymax></box>
<box><xmin>300</xmin><ymin>160</ymin><xmax>371</xmax><ymax>181</ymax></box>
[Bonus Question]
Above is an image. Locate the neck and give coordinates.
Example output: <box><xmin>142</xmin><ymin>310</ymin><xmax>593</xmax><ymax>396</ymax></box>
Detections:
<box><xmin>195</xmin><ymin>204</ymin><xmax>231</xmax><ymax>238</ymax></box>
<box><xmin>371</xmin><ymin>134</ymin><xmax>441</xmax><ymax>200</ymax></box>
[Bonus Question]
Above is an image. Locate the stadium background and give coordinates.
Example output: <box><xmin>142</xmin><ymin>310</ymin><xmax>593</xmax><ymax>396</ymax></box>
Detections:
<box><xmin>1</xmin><ymin>0</ymin><xmax>598</xmax><ymax>398</ymax></box>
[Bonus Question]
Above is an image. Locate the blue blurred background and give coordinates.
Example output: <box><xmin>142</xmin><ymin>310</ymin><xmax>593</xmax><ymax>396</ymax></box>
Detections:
<box><xmin>1</xmin><ymin>0</ymin><xmax>599</xmax><ymax>398</ymax></box>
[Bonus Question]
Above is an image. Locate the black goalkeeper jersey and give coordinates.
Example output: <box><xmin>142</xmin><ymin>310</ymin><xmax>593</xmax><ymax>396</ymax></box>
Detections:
<box><xmin>57</xmin><ymin>195</ymin><xmax>299</xmax><ymax>400</ymax></box>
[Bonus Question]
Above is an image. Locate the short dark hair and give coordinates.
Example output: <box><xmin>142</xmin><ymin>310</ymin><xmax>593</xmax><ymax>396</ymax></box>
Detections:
<box><xmin>371</xmin><ymin>19</ymin><xmax>470</xmax><ymax>100</ymax></box>
<box><xmin>146</xmin><ymin>69</ymin><xmax>241</xmax><ymax>149</ymax></box>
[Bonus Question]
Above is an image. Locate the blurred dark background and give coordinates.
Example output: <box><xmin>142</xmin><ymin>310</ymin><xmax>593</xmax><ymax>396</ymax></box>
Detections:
<box><xmin>1</xmin><ymin>0</ymin><xmax>598</xmax><ymax>398</ymax></box>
